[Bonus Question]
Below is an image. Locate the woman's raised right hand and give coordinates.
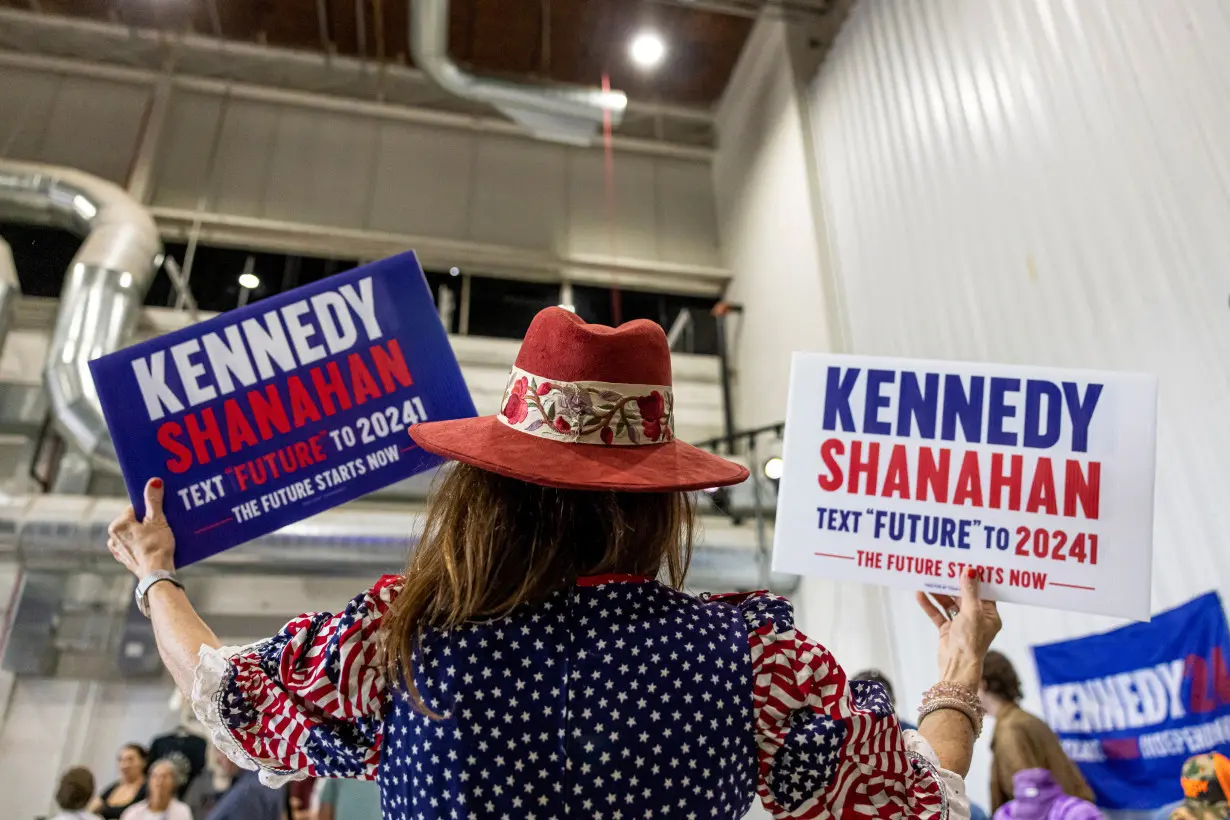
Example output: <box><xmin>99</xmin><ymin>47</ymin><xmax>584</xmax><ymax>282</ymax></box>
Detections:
<box><xmin>916</xmin><ymin>568</ymin><xmax>1002</xmax><ymax>687</ymax></box>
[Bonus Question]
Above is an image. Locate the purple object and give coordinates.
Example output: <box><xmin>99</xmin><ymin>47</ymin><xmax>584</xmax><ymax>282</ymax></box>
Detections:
<box><xmin>994</xmin><ymin>770</ymin><xmax>1104</xmax><ymax>820</ymax></box>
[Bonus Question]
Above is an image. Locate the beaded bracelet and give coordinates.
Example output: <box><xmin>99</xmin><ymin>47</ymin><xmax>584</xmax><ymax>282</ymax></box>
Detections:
<box><xmin>917</xmin><ymin>681</ymin><xmax>985</xmax><ymax>738</ymax></box>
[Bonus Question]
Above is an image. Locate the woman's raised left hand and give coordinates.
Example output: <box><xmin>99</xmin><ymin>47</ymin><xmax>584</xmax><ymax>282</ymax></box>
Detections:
<box><xmin>107</xmin><ymin>478</ymin><xmax>176</xmax><ymax>577</ymax></box>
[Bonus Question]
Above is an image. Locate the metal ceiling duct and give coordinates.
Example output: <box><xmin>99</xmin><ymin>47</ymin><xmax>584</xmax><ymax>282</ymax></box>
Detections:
<box><xmin>0</xmin><ymin>160</ymin><xmax>162</xmax><ymax>470</ymax></box>
<box><xmin>409</xmin><ymin>0</ymin><xmax>628</xmax><ymax>145</ymax></box>
<box><xmin>0</xmin><ymin>494</ymin><xmax>790</xmax><ymax>591</ymax></box>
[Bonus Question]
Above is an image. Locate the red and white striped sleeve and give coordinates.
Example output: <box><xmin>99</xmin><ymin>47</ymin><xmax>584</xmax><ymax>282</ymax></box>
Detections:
<box><xmin>191</xmin><ymin>574</ymin><xmax>404</xmax><ymax>787</ymax></box>
<box><xmin>729</xmin><ymin>592</ymin><xmax>970</xmax><ymax>820</ymax></box>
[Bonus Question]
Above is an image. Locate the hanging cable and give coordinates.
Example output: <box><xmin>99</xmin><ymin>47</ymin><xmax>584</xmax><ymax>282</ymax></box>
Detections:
<box><xmin>602</xmin><ymin>72</ymin><xmax>622</xmax><ymax>325</ymax></box>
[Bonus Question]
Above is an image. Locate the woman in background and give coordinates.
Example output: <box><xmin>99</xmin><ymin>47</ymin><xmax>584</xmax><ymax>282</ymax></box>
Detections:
<box><xmin>51</xmin><ymin>766</ymin><xmax>102</xmax><ymax>820</ymax></box>
<box><xmin>119</xmin><ymin>759</ymin><xmax>192</xmax><ymax>820</ymax></box>
<box><xmin>982</xmin><ymin>651</ymin><xmax>1095</xmax><ymax>812</ymax></box>
<box><xmin>90</xmin><ymin>743</ymin><xmax>148</xmax><ymax>820</ymax></box>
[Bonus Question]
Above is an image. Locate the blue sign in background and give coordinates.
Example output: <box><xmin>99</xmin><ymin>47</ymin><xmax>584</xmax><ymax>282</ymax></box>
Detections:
<box><xmin>90</xmin><ymin>252</ymin><xmax>476</xmax><ymax>566</ymax></box>
<box><xmin>1033</xmin><ymin>592</ymin><xmax>1230</xmax><ymax>810</ymax></box>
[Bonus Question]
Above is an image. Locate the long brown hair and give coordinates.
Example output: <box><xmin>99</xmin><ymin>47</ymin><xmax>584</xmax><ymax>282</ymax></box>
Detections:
<box><xmin>381</xmin><ymin>463</ymin><xmax>695</xmax><ymax>715</ymax></box>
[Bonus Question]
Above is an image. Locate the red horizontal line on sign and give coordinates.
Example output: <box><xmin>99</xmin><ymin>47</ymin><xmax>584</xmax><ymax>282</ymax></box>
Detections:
<box><xmin>400</xmin><ymin>443</ymin><xmax>419</xmax><ymax>453</ymax></box>
<box><xmin>1051</xmin><ymin>582</ymin><xmax>1096</xmax><ymax>591</ymax></box>
<box><xmin>195</xmin><ymin>516</ymin><xmax>234</xmax><ymax>534</ymax></box>
<box><xmin>814</xmin><ymin>552</ymin><xmax>855</xmax><ymax>561</ymax></box>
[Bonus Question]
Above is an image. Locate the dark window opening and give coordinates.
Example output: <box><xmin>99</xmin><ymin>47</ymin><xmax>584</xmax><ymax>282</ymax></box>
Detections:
<box><xmin>0</xmin><ymin>221</ymin><xmax>719</xmax><ymax>355</ymax></box>
<box><xmin>466</xmin><ymin>276</ymin><xmax>558</xmax><ymax>340</ymax></box>
<box><xmin>573</xmin><ymin>285</ymin><xmax>719</xmax><ymax>355</ymax></box>
<box><xmin>0</xmin><ymin>223</ymin><xmax>81</xmax><ymax>297</ymax></box>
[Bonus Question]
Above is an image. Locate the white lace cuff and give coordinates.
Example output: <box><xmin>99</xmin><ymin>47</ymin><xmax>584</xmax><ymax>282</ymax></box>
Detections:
<box><xmin>191</xmin><ymin>642</ymin><xmax>308</xmax><ymax>788</ymax></box>
<box><xmin>904</xmin><ymin>729</ymin><xmax>971</xmax><ymax>820</ymax></box>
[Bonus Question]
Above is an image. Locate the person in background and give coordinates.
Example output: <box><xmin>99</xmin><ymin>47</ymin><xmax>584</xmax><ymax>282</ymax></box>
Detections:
<box><xmin>51</xmin><ymin>766</ymin><xmax>102</xmax><ymax>820</ymax></box>
<box><xmin>981</xmin><ymin>651</ymin><xmax>1095</xmax><ymax>812</ymax></box>
<box><xmin>993</xmin><ymin>769</ymin><xmax>1103</xmax><ymax>819</ymax></box>
<box><xmin>205</xmin><ymin>754</ymin><xmax>285</xmax><ymax>820</ymax></box>
<box><xmin>285</xmin><ymin>778</ymin><xmax>316</xmax><ymax>820</ymax></box>
<box><xmin>90</xmin><ymin>743</ymin><xmax>148</xmax><ymax>820</ymax></box>
<box><xmin>852</xmin><ymin>668</ymin><xmax>917</xmax><ymax>730</ymax></box>
<box><xmin>1168</xmin><ymin>753</ymin><xmax>1230</xmax><ymax>820</ymax></box>
<box><xmin>317</xmin><ymin>778</ymin><xmax>382</xmax><ymax>820</ymax></box>
<box><xmin>120</xmin><ymin>759</ymin><xmax>192</xmax><ymax>820</ymax></box>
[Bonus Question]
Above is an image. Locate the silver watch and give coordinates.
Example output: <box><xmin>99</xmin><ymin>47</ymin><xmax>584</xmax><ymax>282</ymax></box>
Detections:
<box><xmin>135</xmin><ymin>570</ymin><xmax>183</xmax><ymax>618</ymax></box>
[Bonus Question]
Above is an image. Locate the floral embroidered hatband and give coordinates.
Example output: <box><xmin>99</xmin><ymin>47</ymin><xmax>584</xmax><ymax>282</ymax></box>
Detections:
<box><xmin>498</xmin><ymin>366</ymin><xmax>674</xmax><ymax>446</ymax></box>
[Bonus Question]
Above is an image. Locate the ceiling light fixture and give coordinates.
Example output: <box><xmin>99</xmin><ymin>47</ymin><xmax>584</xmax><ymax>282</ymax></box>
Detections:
<box><xmin>629</xmin><ymin>30</ymin><xmax>666</xmax><ymax>69</ymax></box>
<box><xmin>763</xmin><ymin>457</ymin><xmax>783</xmax><ymax>481</ymax></box>
<box><xmin>238</xmin><ymin>273</ymin><xmax>261</xmax><ymax>290</ymax></box>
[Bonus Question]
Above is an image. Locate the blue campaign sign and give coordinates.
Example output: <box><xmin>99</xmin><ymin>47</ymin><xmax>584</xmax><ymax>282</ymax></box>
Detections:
<box><xmin>89</xmin><ymin>252</ymin><xmax>476</xmax><ymax>567</ymax></box>
<box><xmin>1033</xmin><ymin>592</ymin><xmax>1230</xmax><ymax>810</ymax></box>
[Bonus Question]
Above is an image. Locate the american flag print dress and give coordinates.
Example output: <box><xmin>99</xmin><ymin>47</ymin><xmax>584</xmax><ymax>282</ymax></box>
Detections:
<box><xmin>193</xmin><ymin>574</ymin><xmax>969</xmax><ymax>820</ymax></box>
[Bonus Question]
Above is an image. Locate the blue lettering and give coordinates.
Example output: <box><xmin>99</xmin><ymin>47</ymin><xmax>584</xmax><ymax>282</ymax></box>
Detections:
<box><xmin>1063</xmin><ymin>382</ymin><xmax>1103</xmax><ymax>453</ymax></box>
<box><xmin>873</xmin><ymin>509</ymin><xmax>889</xmax><ymax>539</ymax></box>
<box><xmin>1024</xmin><ymin>380</ymin><xmax>1062</xmax><ymax>449</ymax></box>
<box><xmin>822</xmin><ymin>367</ymin><xmax>860</xmax><ymax>432</ymax></box>
<box><xmin>987</xmin><ymin>377</ymin><xmax>1020</xmax><ymax>446</ymax></box>
<box><xmin>897</xmin><ymin>372</ymin><xmax>939</xmax><ymax>438</ymax></box>
<box><xmin>863</xmin><ymin>369</ymin><xmax>894</xmax><ymax>435</ymax></box>
<box><xmin>940</xmin><ymin>374</ymin><xmax>984</xmax><ymax>444</ymax></box>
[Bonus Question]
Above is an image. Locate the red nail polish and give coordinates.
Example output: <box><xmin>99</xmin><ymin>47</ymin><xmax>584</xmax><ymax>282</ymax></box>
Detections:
<box><xmin>966</xmin><ymin>568</ymin><xmax>977</xmax><ymax>579</ymax></box>
<box><xmin>151</xmin><ymin>478</ymin><xmax>163</xmax><ymax>489</ymax></box>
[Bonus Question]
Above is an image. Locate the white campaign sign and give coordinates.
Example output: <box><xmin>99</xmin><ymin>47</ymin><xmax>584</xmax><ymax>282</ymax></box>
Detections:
<box><xmin>772</xmin><ymin>354</ymin><xmax>1158</xmax><ymax>620</ymax></box>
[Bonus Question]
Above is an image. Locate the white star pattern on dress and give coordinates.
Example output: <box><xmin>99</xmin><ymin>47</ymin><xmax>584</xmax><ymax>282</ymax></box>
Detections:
<box><xmin>378</xmin><ymin>580</ymin><xmax>757</xmax><ymax>819</ymax></box>
<box><xmin>208</xmin><ymin>575</ymin><xmax>953</xmax><ymax>820</ymax></box>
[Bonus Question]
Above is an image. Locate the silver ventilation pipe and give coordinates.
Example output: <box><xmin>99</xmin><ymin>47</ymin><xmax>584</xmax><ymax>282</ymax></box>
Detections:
<box><xmin>0</xmin><ymin>161</ymin><xmax>162</xmax><ymax>470</ymax></box>
<box><xmin>1</xmin><ymin>494</ymin><xmax>794</xmax><ymax>590</ymax></box>
<box><xmin>409</xmin><ymin>0</ymin><xmax>628</xmax><ymax>145</ymax></box>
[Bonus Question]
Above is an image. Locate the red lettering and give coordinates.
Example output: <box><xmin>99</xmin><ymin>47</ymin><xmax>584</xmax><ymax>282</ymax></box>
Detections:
<box><xmin>224</xmin><ymin>398</ymin><xmax>259</xmax><ymax>451</ymax></box>
<box><xmin>249</xmin><ymin>457</ymin><xmax>268</xmax><ymax>485</ymax></box>
<box><xmin>233</xmin><ymin>463</ymin><xmax>249</xmax><ymax>492</ymax></box>
<box><xmin>310</xmin><ymin>432</ymin><xmax>327</xmax><ymax>461</ymax></box>
<box><xmin>349</xmin><ymin>354</ymin><xmax>383</xmax><ymax>405</ymax></box>
<box><xmin>248</xmin><ymin>385</ymin><xmax>291</xmax><ymax>440</ymax></box>
<box><xmin>287</xmin><ymin>376</ymin><xmax>323</xmax><ymax>426</ymax></box>
<box><xmin>1064</xmin><ymin>459</ymin><xmax>1101</xmax><ymax>520</ymax></box>
<box><xmin>1188</xmin><ymin>654</ymin><xmax>1215</xmax><ymax>713</ymax></box>
<box><xmin>185</xmin><ymin>408</ymin><xmax>226</xmax><ymax>465</ymax></box>
<box><xmin>990</xmin><ymin>453</ymin><xmax>1023</xmax><ymax>511</ymax></box>
<box><xmin>1026</xmin><ymin>457</ymin><xmax>1058</xmax><ymax>515</ymax></box>
<box><xmin>916</xmin><ymin>447</ymin><xmax>949</xmax><ymax>503</ymax></box>
<box><xmin>311</xmin><ymin>362</ymin><xmax>353</xmax><ymax>416</ymax></box>
<box><xmin>262</xmin><ymin>452</ymin><xmax>281</xmax><ymax>480</ymax></box>
<box><xmin>371</xmin><ymin>340</ymin><xmax>414</xmax><ymax>392</ymax></box>
<box><xmin>881</xmin><ymin>444</ymin><xmax>911</xmax><ymax>499</ymax></box>
<box><xmin>293</xmin><ymin>441</ymin><xmax>313</xmax><ymax>467</ymax></box>
<box><xmin>1215</xmin><ymin>646</ymin><xmax>1230</xmax><ymax>705</ymax></box>
<box><xmin>818</xmin><ymin>438</ymin><xmax>845</xmax><ymax>491</ymax></box>
<box><xmin>157</xmin><ymin>421</ymin><xmax>193</xmax><ymax>473</ymax></box>
<box><xmin>847</xmin><ymin>440</ymin><xmax>880</xmax><ymax>495</ymax></box>
<box><xmin>952</xmin><ymin>451</ymin><xmax>983</xmax><ymax>507</ymax></box>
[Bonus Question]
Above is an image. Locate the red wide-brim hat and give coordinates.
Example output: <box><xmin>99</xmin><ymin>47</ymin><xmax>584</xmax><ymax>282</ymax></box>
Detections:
<box><xmin>410</xmin><ymin>307</ymin><xmax>749</xmax><ymax>492</ymax></box>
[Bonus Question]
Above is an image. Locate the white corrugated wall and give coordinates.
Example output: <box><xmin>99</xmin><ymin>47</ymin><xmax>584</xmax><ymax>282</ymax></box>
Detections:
<box><xmin>801</xmin><ymin>0</ymin><xmax>1230</xmax><ymax>810</ymax></box>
